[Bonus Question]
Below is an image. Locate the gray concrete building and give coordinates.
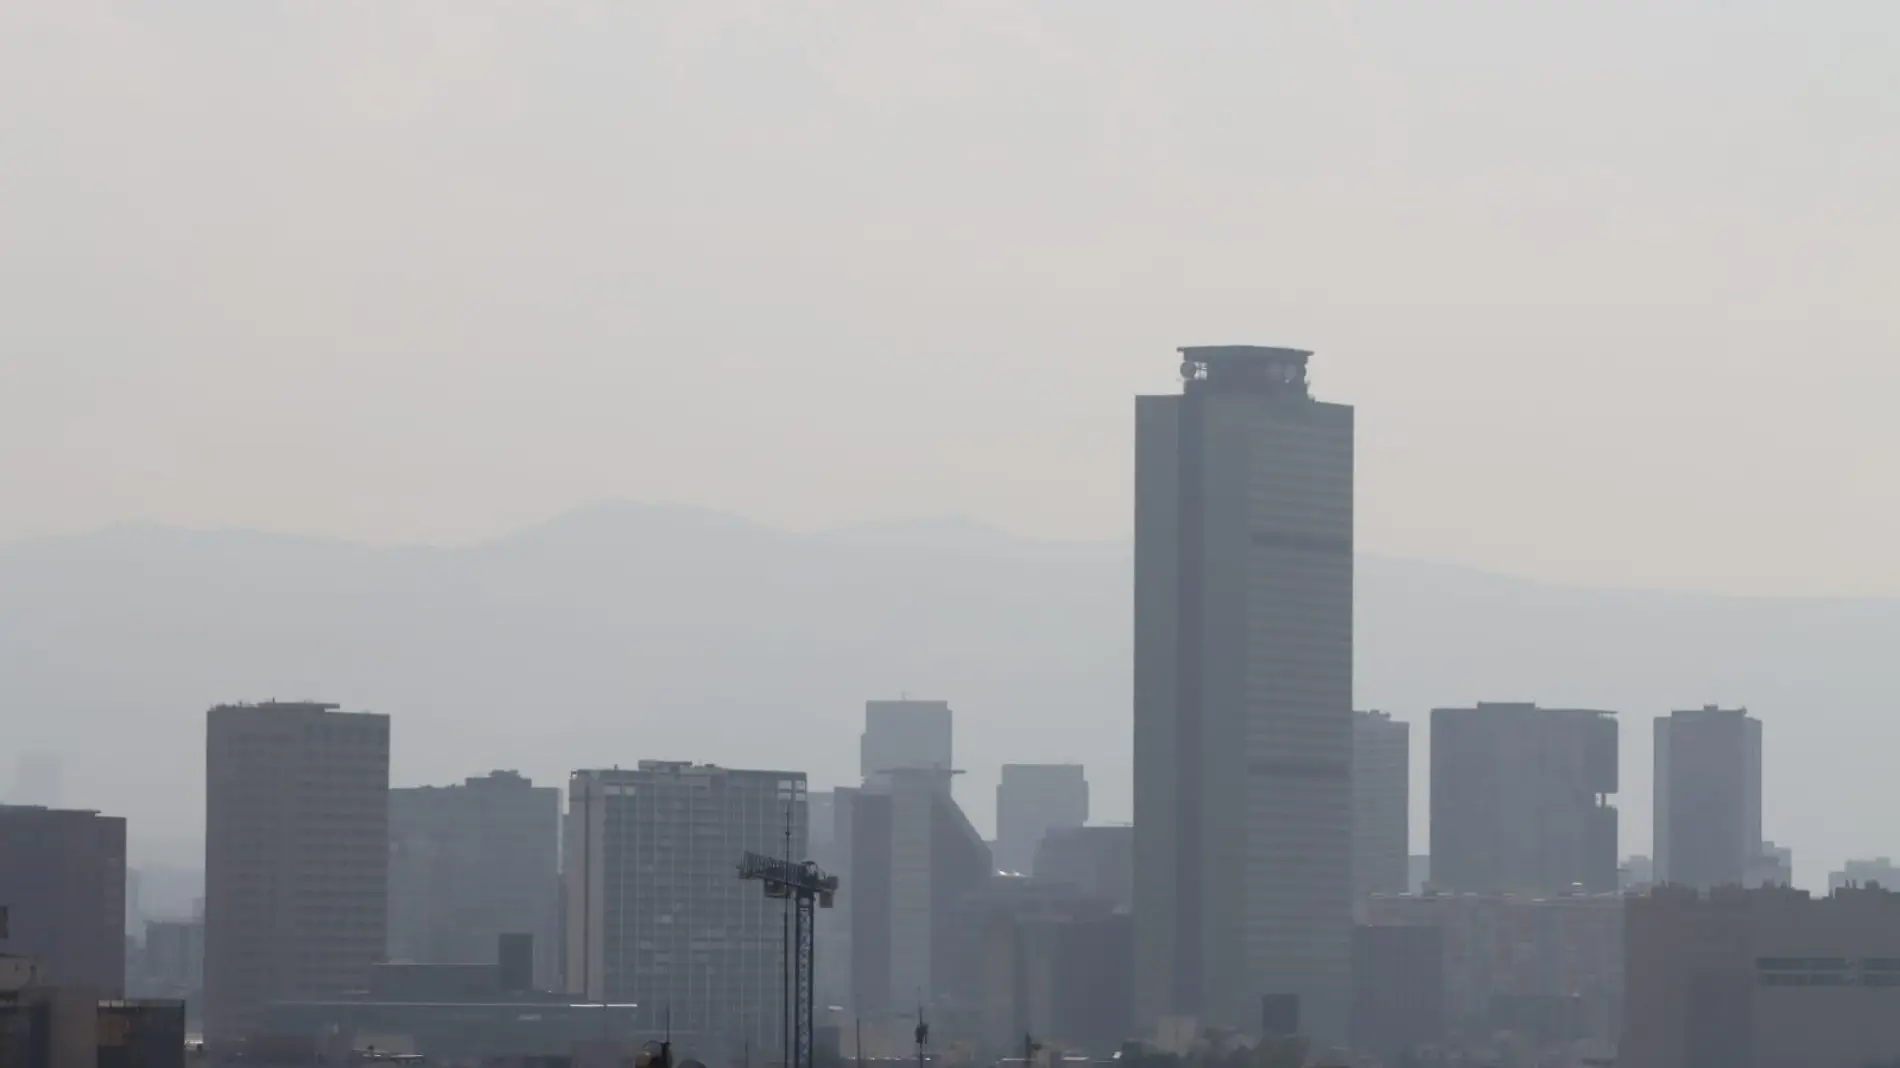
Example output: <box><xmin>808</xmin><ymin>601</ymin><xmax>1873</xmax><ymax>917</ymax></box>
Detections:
<box><xmin>860</xmin><ymin>699</ymin><xmax>953</xmax><ymax>785</ymax></box>
<box><xmin>1830</xmin><ymin>856</ymin><xmax>1900</xmax><ymax>892</ymax></box>
<box><xmin>1430</xmin><ymin>702</ymin><xmax>1619</xmax><ymax>895</ymax></box>
<box><xmin>995</xmin><ymin>764</ymin><xmax>1089</xmax><ymax>876</ymax></box>
<box><xmin>1622</xmin><ymin>884</ymin><xmax>1900</xmax><ymax>1068</ymax></box>
<box><xmin>0</xmin><ymin>804</ymin><xmax>126</xmax><ymax>994</ymax></box>
<box><xmin>1034</xmin><ymin>825</ymin><xmax>1134</xmax><ymax>912</ymax></box>
<box><xmin>848</xmin><ymin>767</ymin><xmax>992</xmax><ymax>1019</ymax></box>
<box><xmin>388</xmin><ymin>770</ymin><xmax>561</xmax><ymax>987</ymax></box>
<box><xmin>203</xmin><ymin>701</ymin><xmax>390</xmax><ymax>1043</ymax></box>
<box><xmin>563</xmin><ymin>761</ymin><xmax>805</xmax><ymax>1060</ymax></box>
<box><xmin>1654</xmin><ymin>705</ymin><xmax>1762</xmax><ymax>890</ymax></box>
<box><xmin>1133</xmin><ymin>345</ymin><xmax>1355</xmax><ymax>1042</ymax></box>
<box><xmin>1352</xmin><ymin>711</ymin><xmax>1409</xmax><ymax>904</ymax></box>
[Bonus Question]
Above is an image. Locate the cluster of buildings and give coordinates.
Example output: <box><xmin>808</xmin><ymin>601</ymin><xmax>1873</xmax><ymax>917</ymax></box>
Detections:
<box><xmin>9</xmin><ymin>345</ymin><xmax>1900</xmax><ymax>1068</ymax></box>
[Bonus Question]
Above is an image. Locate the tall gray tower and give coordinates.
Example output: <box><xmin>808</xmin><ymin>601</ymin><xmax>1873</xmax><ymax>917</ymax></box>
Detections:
<box><xmin>1654</xmin><ymin>705</ymin><xmax>1762</xmax><ymax>890</ymax></box>
<box><xmin>1133</xmin><ymin>346</ymin><xmax>1354</xmax><ymax>1042</ymax></box>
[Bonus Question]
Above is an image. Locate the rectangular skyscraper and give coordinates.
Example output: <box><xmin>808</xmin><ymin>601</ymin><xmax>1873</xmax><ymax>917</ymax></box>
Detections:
<box><xmin>388</xmin><ymin>770</ymin><xmax>562</xmax><ymax>987</ymax></box>
<box><xmin>860</xmin><ymin>699</ymin><xmax>953</xmax><ymax>784</ymax></box>
<box><xmin>995</xmin><ymin>764</ymin><xmax>1089</xmax><ymax>875</ymax></box>
<box><xmin>203</xmin><ymin>701</ymin><xmax>390</xmax><ymax>1043</ymax></box>
<box><xmin>1133</xmin><ymin>345</ymin><xmax>1355</xmax><ymax>1041</ymax></box>
<box><xmin>1352</xmin><ymin>711</ymin><xmax>1410</xmax><ymax>902</ymax></box>
<box><xmin>0</xmin><ymin>804</ymin><xmax>126</xmax><ymax>994</ymax></box>
<box><xmin>1654</xmin><ymin>706</ymin><xmax>1762</xmax><ymax>890</ymax></box>
<box><xmin>1431</xmin><ymin>702</ymin><xmax>1619</xmax><ymax>895</ymax></box>
<box><xmin>564</xmin><ymin>762</ymin><xmax>805</xmax><ymax>1061</ymax></box>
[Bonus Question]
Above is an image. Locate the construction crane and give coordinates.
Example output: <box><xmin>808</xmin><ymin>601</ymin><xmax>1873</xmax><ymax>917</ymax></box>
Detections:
<box><xmin>738</xmin><ymin>851</ymin><xmax>839</xmax><ymax>1068</ymax></box>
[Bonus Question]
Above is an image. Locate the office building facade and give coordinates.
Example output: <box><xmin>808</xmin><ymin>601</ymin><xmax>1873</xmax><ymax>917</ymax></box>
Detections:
<box><xmin>203</xmin><ymin>701</ymin><xmax>390</xmax><ymax>1043</ymax></box>
<box><xmin>1430</xmin><ymin>702</ymin><xmax>1619</xmax><ymax>895</ymax></box>
<box><xmin>564</xmin><ymin>762</ymin><xmax>805</xmax><ymax>1060</ymax></box>
<box><xmin>1654</xmin><ymin>705</ymin><xmax>1762</xmax><ymax>890</ymax></box>
<box><xmin>995</xmin><ymin>764</ymin><xmax>1089</xmax><ymax>875</ymax></box>
<box><xmin>1352</xmin><ymin>711</ymin><xmax>1409</xmax><ymax>903</ymax></box>
<box><xmin>0</xmin><ymin>804</ymin><xmax>126</xmax><ymax>994</ymax></box>
<box><xmin>388</xmin><ymin>770</ymin><xmax>561</xmax><ymax>987</ymax></box>
<box><xmin>1034</xmin><ymin>825</ymin><xmax>1134</xmax><ymax>912</ymax></box>
<box><xmin>1134</xmin><ymin>345</ymin><xmax>1355</xmax><ymax>1040</ymax></box>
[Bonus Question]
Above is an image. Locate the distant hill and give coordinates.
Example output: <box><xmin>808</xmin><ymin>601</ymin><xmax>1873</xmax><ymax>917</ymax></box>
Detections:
<box><xmin>4</xmin><ymin>501</ymin><xmax>1896</xmax><ymax>888</ymax></box>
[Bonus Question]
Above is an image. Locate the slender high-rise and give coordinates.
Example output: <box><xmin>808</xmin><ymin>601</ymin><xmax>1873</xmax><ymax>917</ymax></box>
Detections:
<box><xmin>203</xmin><ymin>701</ymin><xmax>389</xmax><ymax>1044</ymax></box>
<box><xmin>1352</xmin><ymin>710</ymin><xmax>1410</xmax><ymax>903</ymax></box>
<box><xmin>1654</xmin><ymin>705</ymin><xmax>1762</xmax><ymax>890</ymax></box>
<box><xmin>1134</xmin><ymin>345</ymin><xmax>1354</xmax><ymax>1041</ymax></box>
<box><xmin>995</xmin><ymin>764</ymin><xmax>1089</xmax><ymax>875</ymax></box>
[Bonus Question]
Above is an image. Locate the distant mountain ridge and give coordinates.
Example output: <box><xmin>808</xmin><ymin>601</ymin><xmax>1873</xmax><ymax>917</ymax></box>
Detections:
<box><xmin>3</xmin><ymin>502</ymin><xmax>1896</xmax><ymax>888</ymax></box>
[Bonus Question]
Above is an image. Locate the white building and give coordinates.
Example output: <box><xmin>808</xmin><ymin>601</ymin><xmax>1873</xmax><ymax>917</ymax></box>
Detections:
<box><xmin>1352</xmin><ymin>711</ymin><xmax>1410</xmax><ymax>904</ymax></box>
<box><xmin>203</xmin><ymin>701</ymin><xmax>389</xmax><ymax>1043</ymax></box>
<box><xmin>1133</xmin><ymin>345</ymin><xmax>1355</xmax><ymax>1042</ymax></box>
<box><xmin>564</xmin><ymin>762</ymin><xmax>805</xmax><ymax>1060</ymax></box>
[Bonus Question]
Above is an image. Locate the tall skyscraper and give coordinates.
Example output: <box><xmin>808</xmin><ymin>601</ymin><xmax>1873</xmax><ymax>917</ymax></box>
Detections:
<box><xmin>1654</xmin><ymin>705</ymin><xmax>1762</xmax><ymax>890</ymax></box>
<box><xmin>860</xmin><ymin>699</ymin><xmax>953</xmax><ymax>785</ymax></box>
<box><xmin>1352</xmin><ymin>710</ymin><xmax>1410</xmax><ymax>902</ymax></box>
<box><xmin>564</xmin><ymin>762</ymin><xmax>804</xmax><ymax>1060</ymax></box>
<box><xmin>0</xmin><ymin>804</ymin><xmax>126</xmax><ymax>993</ymax></box>
<box><xmin>203</xmin><ymin>701</ymin><xmax>390</xmax><ymax>1043</ymax></box>
<box><xmin>388</xmin><ymin>770</ymin><xmax>561</xmax><ymax>987</ymax></box>
<box><xmin>1430</xmin><ymin>702</ymin><xmax>1619</xmax><ymax>895</ymax></box>
<box><xmin>1133</xmin><ymin>345</ymin><xmax>1355</xmax><ymax>1040</ymax></box>
<box><xmin>994</xmin><ymin>764</ymin><xmax>1089</xmax><ymax>875</ymax></box>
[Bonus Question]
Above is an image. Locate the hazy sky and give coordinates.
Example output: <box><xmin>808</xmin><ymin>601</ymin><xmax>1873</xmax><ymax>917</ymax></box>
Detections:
<box><xmin>4</xmin><ymin>2</ymin><xmax>1898</xmax><ymax>595</ymax></box>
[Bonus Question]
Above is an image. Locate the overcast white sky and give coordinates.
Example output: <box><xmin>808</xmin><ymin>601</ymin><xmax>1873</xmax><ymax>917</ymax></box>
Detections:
<box><xmin>3</xmin><ymin>1</ymin><xmax>1897</xmax><ymax>595</ymax></box>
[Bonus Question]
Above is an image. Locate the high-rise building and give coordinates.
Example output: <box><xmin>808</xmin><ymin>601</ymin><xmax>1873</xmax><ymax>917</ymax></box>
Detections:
<box><xmin>860</xmin><ymin>699</ymin><xmax>953</xmax><ymax>785</ymax></box>
<box><xmin>995</xmin><ymin>764</ymin><xmax>1088</xmax><ymax>875</ymax></box>
<box><xmin>563</xmin><ymin>762</ymin><xmax>805</xmax><ymax>1060</ymax></box>
<box><xmin>203</xmin><ymin>701</ymin><xmax>390</xmax><ymax>1043</ymax></box>
<box><xmin>0</xmin><ymin>804</ymin><xmax>126</xmax><ymax>993</ymax></box>
<box><xmin>1430</xmin><ymin>703</ymin><xmax>1619</xmax><ymax>895</ymax></box>
<box><xmin>1133</xmin><ymin>345</ymin><xmax>1355</xmax><ymax>1040</ymax></box>
<box><xmin>1830</xmin><ymin>856</ymin><xmax>1900</xmax><ymax>892</ymax></box>
<box><xmin>1352</xmin><ymin>711</ymin><xmax>1409</xmax><ymax>904</ymax></box>
<box><xmin>1654</xmin><ymin>705</ymin><xmax>1761</xmax><ymax>890</ymax></box>
<box><xmin>849</xmin><ymin>767</ymin><xmax>992</xmax><ymax>1018</ymax></box>
<box><xmin>388</xmin><ymin>770</ymin><xmax>561</xmax><ymax>987</ymax></box>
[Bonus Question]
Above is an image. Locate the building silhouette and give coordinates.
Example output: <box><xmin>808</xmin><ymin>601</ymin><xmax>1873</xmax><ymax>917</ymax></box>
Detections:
<box><xmin>203</xmin><ymin>701</ymin><xmax>390</xmax><ymax>1043</ymax></box>
<box><xmin>994</xmin><ymin>764</ymin><xmax>1088</xmax><ymax>875</ymax></box>
<box><xmin>1133</xmin><ymin>345</ymin><xmax>1355</xmax><ymax>1041</ymax></box>
<box><xmin>388</xmin><ymin>770</ymin><xmax>561</xmax><ymax>988</ymax></box>
<box><xmin>1430</xmin><ymin>702</ymin><xmax>1619</xmax><ymax>895</ymax></box>
<box><xmin>1654</xmin><ymin>705</ymin><xmax>1762</xmax><ymax>890</ymax></box>
<box><xmin>563</xmin><ymin>761</ymin><xmax>804</xmax><ymax>1061</ymax></box>
<box><xmin>0</xmin><ymin>803</ymin><xmax>126</xmax><ymax>994</ymax></box>
<box><xmin>1352</xmin><ymin>711</ymin><xmax>1409</xmax><ymax>904</ymax></box>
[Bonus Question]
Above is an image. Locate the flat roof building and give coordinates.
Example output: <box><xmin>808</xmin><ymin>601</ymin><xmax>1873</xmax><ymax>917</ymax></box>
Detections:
<box><xmin>0</xmin><ymin>804</ymin><xmax>126</xmax><ymax>995</ymax></box>
<box><xmin>1655</xmin><ymin>705</ymin><xmax>1762</xmax><ymax>890</ymax></box>
<box><xmin>203</xmin><ymin>701</ymin><xmax>390</xmax><ymax>1044</ymax></box>
<box><xmin>995</xmin><ymin>764</ymin><xmax>1088</xmax><ymax>876</ymax></box>
<box><xmin>1622</xmin><ymin>885</ymin><xmax>1900</xmax><ymax>1068</ymax></box>
<box><xmin>1431</xmin><ymin>702</ymin><xmax>1618</xmax><ymax>895</ymax></box>
<box><xmin>1352</xmin><ymin>711</ymin><xmax>1409</xmax><ymax>905</ymax></box>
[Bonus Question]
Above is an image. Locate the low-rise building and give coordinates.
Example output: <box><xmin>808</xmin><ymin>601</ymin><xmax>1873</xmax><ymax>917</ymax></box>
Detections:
<box><xmin>1622</xmin><ymin>884</ymin><xmax>1900</xmax><ymax>1068</ymax></box>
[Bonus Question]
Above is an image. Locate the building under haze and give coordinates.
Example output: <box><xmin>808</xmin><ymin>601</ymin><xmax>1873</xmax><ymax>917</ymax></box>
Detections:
<box><xmin>1830</xmin><ymin>856</ymin><xmax>1900</xmax><ymax>892</ymax></box>
<box><xmin>203</xmin><ymin>701</ymin><xmax>390</xmax><ymax>1044</ymax></box>
<box><xmin>994</xmin><ymin>764</ymin><xmax>1089</xmax><ymax>875</ymax></box>
<box><xmin>388</xmin><ymin>770</ymin><xmax>561</xmax><ymax>988</ymax></box>
<box><xmin>0</xmin><ymin>804</ymin><xmax>126</xmax><ymax>994</ymax></box>
<box><xmin>1033</xmin><ymin>824</ymin><xmax>1134</xmax><ymax>912</ymax></box>
<box><xmin>1430</xmin><ymin>702</ymin><xmax>1619</xmax><ymax>895</ymax></box>
<box><xmin>564</xmin><ymin>762</ymin><xmax>804</xmax><ymax>1060</ymax></box>
<box><xmin>1133</xmin><ymin>345</ymin><xmax>1355</xmax><ymax>1041</ymax></box>
<box><xmin>1654</xmin><ymin>705</ymin><xmax>1762</xmax><ymax>890</ymax></box>
<box><xmin>1352</xmin><ymin>711</ymin><xmax>1409</xmax><ymax>904</ymax></box>
<box><xmin>849</xmin><ymin>767</ymin><xmax>992</xmax><ymax>1019</ymax></box>
<box><xmin>860</xmin><ymin>699</ymin><xmax>954</xmax><ymax>784</ymax></box>
<box><xmin>1622</xmin><ymin>884</ymin><xmax>1900</xmax><ymax>1068</ymax></box>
